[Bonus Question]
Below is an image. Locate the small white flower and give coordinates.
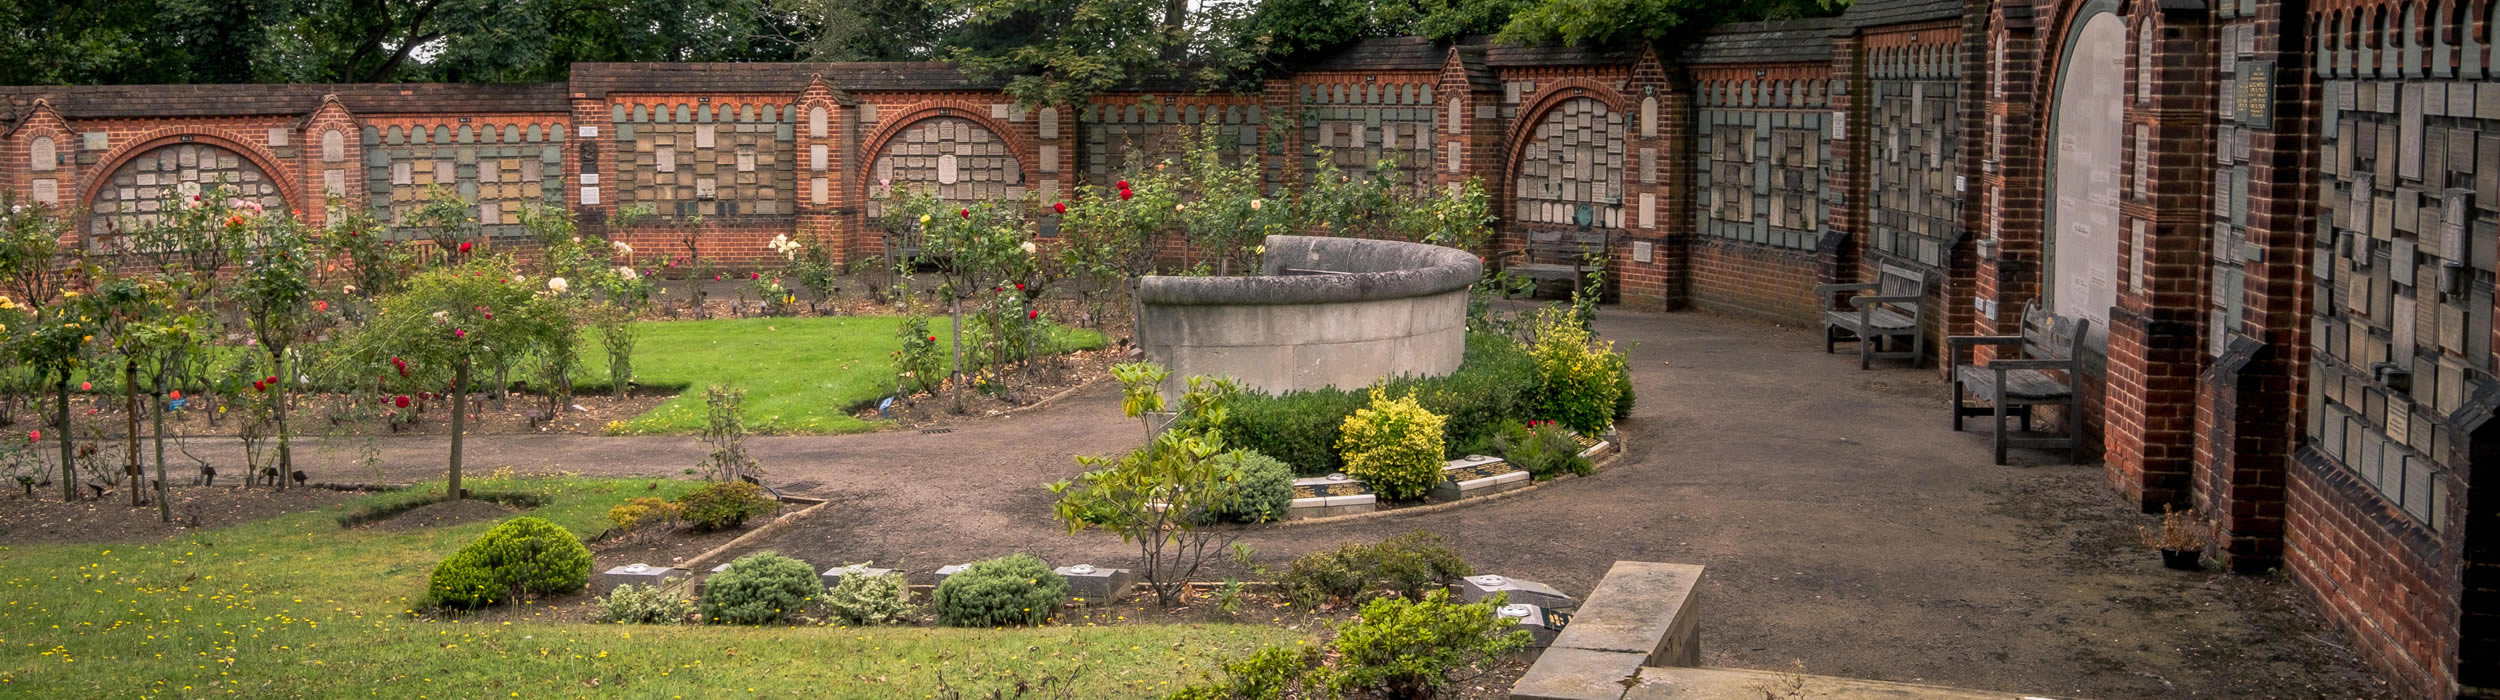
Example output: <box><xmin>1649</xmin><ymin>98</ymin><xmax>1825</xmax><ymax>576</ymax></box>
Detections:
<box><xmin>511</xmin><ymin>274</ymin><xmax>525</xmax><ymax>283</ymax></box>
<box><xmin>1020</xmin><ymin>241</ymin><xmax>1038</xmax><ymax>255</ymax></box>
<box><xmin>1250</xmin><ymin>199</ymin><xmax>1263</xmax><ymax>211</ymax></box>
<box><xmin>615</xmin><ymin>266</ymin><xmax>640</xmax><ymax>281</ymax></box>
<box><xmin>612</xmin><ymin>240</ymin><xmax>633</xmax><ymax>255</ymax></box>
<box><xmin>430</xmin><ymin>310</ymin><xmax>450</xmax><ymax>323</ymax></box>
<box><xmin>547</xmin><ymin>277</ymin><xmax>569</xmax><ymax>294</ymax></box>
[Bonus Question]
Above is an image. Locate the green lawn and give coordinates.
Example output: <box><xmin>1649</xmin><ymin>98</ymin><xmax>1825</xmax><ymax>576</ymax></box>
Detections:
<box><xmin>576</xmin><ymin>316</ymin><xmax>1106</xmax><ymax>435</ymax></box>
<box><xmin>0</xmin><ymin>477</ymin><xmax>1298</xmax><ymax>698</ymax></box>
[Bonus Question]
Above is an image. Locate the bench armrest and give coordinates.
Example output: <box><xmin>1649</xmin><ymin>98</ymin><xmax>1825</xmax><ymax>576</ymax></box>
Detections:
<box><xmin>1985</xmin><ymin>358</ymin><xmax>2078</xmax><ymax>371</ymax></box>
<box><xmin>1493</xmin><ymin>249</ymin><xmax>1531</xmax><ymax>265</ymax></box>
<box><xmin>1814</xmin><ymin>282</ymin><xmax>1877</xmax><ymax>295</ymax></box>
<box><xmin>1946</xmin><ymin>335</ymin><xmax>2023</xmax><ymax>347</ymax></box>
<box><xmin>1848</xmin><ymin>295</ymin><xmax>1923</xmax><ymax>308</ymax></box>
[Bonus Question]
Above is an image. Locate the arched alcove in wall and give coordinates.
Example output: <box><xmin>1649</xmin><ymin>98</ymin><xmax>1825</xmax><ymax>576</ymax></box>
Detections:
<box><xmin>2045</xmin><ymin>2</ymin><xmax>2126</xmax><ymax>350</ymax></box>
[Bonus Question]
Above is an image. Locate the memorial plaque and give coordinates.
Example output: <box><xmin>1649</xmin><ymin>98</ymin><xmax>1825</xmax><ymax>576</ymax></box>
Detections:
<box><xmin>1292</xmin><ymin>474</ymin><xmax>1370</xmax><ymax>499</ymax></box>
<box><xmin>2399</xmin><ymin>84</ymin><xmax>2424</xmax><ymax>180</ymax></box>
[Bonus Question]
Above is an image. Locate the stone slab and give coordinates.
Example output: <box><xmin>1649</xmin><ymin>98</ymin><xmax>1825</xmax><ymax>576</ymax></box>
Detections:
<box><xmin>821</xmin><ymin>564</ymin><xmax>899</xmax><ymax>591</ymax></box>
<box><xmin>1461</xmin><ymin>574</ymin><xmax>1578</xmax><ymax>610</ymax></box>
<box><xmin>1053</xmin><ymin>564</ymin><xmax>1134</xmax><ymax>603</ymax></box>
<box><xmin>1545</xmin><ymin>561</ymin><xmax>1704</xmax><ymax>668</ymax></box>
<box><xmin>1620</xmin><ymin>666</ymin><xmax>2061</xmax><ymax>699</ymax></box>
<box><xmin>1510</xmin><ymin>648</ymin><xmax>1649</xmax><ymax>700</ymax></box>
<box><xmin>1497</xmin><ymin>602</ymin><xmax>1572</xmax><ymax>648</ymax></box>
<box><xmin>596</xmin><ymin>563</ymin><xmax>685</xmax><ymax>594</ymax></box>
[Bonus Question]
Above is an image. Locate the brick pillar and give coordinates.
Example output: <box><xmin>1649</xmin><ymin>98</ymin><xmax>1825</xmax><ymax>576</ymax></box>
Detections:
<box><xmin>298</xmin><ymin>96</ymin><xmax>364</xmax><ymax>228</ymax></box>
<box><xmin>2202</xmin><ymin>0</ymin><xmax>2320</xmax><ymax>573</ymax></box>
<box><xmin>794</xmin><ymin>79</ymin><xmax>847</xmax><ymax>265</ymax></box>
<box><xmin>1261</xmin><ymin>79</ymin><xmax>1301</xmax><ymax>192</ymax></box>
<box><xmin>2108</xmin><ymin>6</ymin><xmax>2215</xmax><ymax>510</ymax></box>
<box><xmin>1656</xmin><ymin>72</ymin><xmax>1695</xmax><ymax>309</ymax></box>
<box><xmin>568</xmin><ymin>97</ymin><xmax>612</xmax><ymax>237</ymax></box>
<box><xmin>1977</xmin><ymin>4</ymin><xmax>2045</xmax><ymax>363</ymax></box>
<box><xmin>1823</xmin><ymin>36</ymin><xmax>1868</xmax><ymax>306</ymax></box>
<box><xmin>1617</xmin><ymin>47</ymin><xmax>1675</xmax><ymax>310</ymax></box>
<box><xmin>1941</xmin><ymin>0</ymin><xmax>1994</xmax><ymax>371</ymax></box>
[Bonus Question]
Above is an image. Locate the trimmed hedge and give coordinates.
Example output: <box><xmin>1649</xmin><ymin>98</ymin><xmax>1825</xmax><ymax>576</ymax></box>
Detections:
<box><xmin>932</xmin><ymin>554</ymin><xmax>1068</xmax><ymax>627</ymax></box>
<box><xmin>427</xmin><ymin>516</ymin><xmax>593</xmax><ymax>609</ymax></box>
<box><xmin>1207</xmin><ymin>450</ymin><xmax>1295</xmax><ymax>524</ymax></box>
<box><xmin>1223</xmin><ymin>333</ymin><xmax>1540</xmax><ymax>476</ymax></box>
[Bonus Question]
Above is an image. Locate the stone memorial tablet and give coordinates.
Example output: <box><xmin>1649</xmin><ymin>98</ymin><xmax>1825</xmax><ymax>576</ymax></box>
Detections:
<box><xmin>1053</xmin><ymin>564</ymin><xmax>1134</xmax><ymax>603</ymax></box>
<box><xmin>1461</xmin><ymin>574</ymin><xmax>1578</xmax><ymax>610</ymax></box>
<box><xmin>1496</xmin><ymin>603</ymin><xmax>1572</xmax><ymax>647</ymax></box>
<box><xmin>598</xmin><ymin>563</ymin><xmax>683</xmax><ymax>594</ymax></box>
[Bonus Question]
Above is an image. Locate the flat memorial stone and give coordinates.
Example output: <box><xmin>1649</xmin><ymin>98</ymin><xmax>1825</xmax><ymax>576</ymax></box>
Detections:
<box><xmin>1287</xmin><ymin>473</ymin><xmax>1377</xmax><ymax>519</ymax></box>
<box><xmin>1496</xmin><ymin>602</ymin><xmax>1573</xmax><ymax>647</ymax></box>
<box><xmin>1461</xmin><ymin>574</ymin><xmax>1579</xmax><ymax>610</ymax></box>
<box><xmin>597</xmin><ymin>563</ymin><xmax>684</xmax><ymax>594</ymax></box>
<box><xmin>932</xmin><ymin>563</ymin><xmax>971</xmax><ymax>582</ymax></box>
<box><xmin>1052</xmin><ymin>564</ymin><xmax>1135</xmax><ymax>603</ymax></box>
<box><xmin>821</xmin><ymin>564</ymin><xmax>898</xmax><ymax>590</ymax></box>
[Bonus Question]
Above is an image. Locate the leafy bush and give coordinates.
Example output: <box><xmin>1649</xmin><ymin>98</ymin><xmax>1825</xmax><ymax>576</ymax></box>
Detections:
<box><xmin>605</xmin><ymin>497</ymin><xmax>682</xmax><ymax>530</ymax></box>
<box><xmin>1337</xmin><ymin>387</ymin><xmax>1447</xmax><ymax>502</ymax></box>
<box><xmin>595</xmin><ymin>581</ymin><xmax>696</xmax><ymax>624</ymax></box>
<box><xmin>1607</xmin><ymin>351</ymin><xmax>1635</xmax><ymax>422</ymax></box>
<box><xmin>1280</xmin><ymin>532</ymin><xmax>1474</xmax><ymax>606</ymax></box>
<box><xmin>1167</xmin><ymin>645</ymin><xmax>1328</xmax><ymax>700</ymax></box>
<box><xmin>1207</xmin><ymin>450</ymin><xmax>1294</xmax><ymax>524</ymax></box>
<box><xmin>1329</xmin><ymin>589</ymin><xmax>1531</xmax><ymax>698</ymax></box>
<box><xmin>1226</xmin><ymin>334</ymin><xmax>1537</xmax><ymax>476</ymax></box>
<box><xmin>677</xmin><ymin>481</ymin><xmax>776</xmax><ymax>532</ymax></box>
<box><xmin>1496</xmin><ymin>421</ymin><xmax>1592</xmax><ymax>480</ymax></box>
<box><xmin>1526</xmin><ymin>309</ymin><xmax>1624</xmax><ymax>434</ymax></box>
<box><xmin>699</xmin><ymin>552</ymin><xmax>820</xmax><ymax>625</ymax></box>
<box><xmin>823</xmin><ymin>566</ymin><xmax>915</xmax><ymax>626</ymax></box>
<box><xmin>932</xmin><ymin>554</ymin><xmax>1068</xmax><ymax>627</ymax></box>
<box><xmin>426</xmin><ymin>516</ymin><xmax>593</xmax><ymax>609</ymax></box>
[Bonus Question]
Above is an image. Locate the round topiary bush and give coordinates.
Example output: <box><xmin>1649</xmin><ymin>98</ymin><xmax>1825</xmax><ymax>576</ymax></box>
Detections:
<box><xmin>427</xmin><ymin>516</ymin><xmax>593</xmax><ymax>609</ymax></box>
<box><xmin>1210</xmin><ymin>450</ymin><xmax>1294</xmax><ymax>524</ymax></box>
<box><xmin>932</xmin><ymin>554</ymin><xmax>1068</xmax><ymax>627</ymax></box>
<box><xmin>1337</xmin><ymin>387</ymin><xmax>1447</xmax><ymax>502</ymax></box>
<box><xmin>700</xmin><ymin>552</ymin><xmax>822</xmax><ymax>625</ymax></box>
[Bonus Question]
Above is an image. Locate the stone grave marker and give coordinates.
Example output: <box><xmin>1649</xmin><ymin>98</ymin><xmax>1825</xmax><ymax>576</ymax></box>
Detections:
<box><xmin>1288</xmin><ymin>474</ymin><xmax>1377</xmax><ymax>519</ymax></box>
<box><xmin>1428</xmin><ymin>455</ymin><xmax>1530</xmax><ymax>502</ymax></box>
<box><xmin>1052</xmin><ymin>564</ymin><xmax>1135</xmax><ymax>603</ymax></box>
<box><xmin>597</xmin><ymin>563</ymin><xmax>683</xmax><ymax>594</ymax></box>
<box><xmin>933</xmin><ymin>563</ymin><xmax>971</xmax><ymax>582</ymax></box>
<box><xmin>1460</xmin><ymin>574</ymin><xmax>1579</xmax><ymax>610</ymax></box>
<box><xmin>1496</xmin><ymin>602</ymin><xmax>1573</xmax><ymax>648</ymax></box>
<box><xmin>822</xmin><ymin>564</ymin><xmax>907</xmax><ymax>601</ymax></box>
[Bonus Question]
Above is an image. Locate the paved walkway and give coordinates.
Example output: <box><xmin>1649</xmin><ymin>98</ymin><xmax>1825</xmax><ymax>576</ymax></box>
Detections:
<box><xmin>186</xmin><ymin>307</ymin><xmax>2386</xmax><ymax>697</ymax></box>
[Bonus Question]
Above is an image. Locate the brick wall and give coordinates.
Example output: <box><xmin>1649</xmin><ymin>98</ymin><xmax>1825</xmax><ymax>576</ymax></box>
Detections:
<box><xmin>1687</xmin><ymin>236</ymin><xmax>1821</xmax><ymax>324</ymax></box>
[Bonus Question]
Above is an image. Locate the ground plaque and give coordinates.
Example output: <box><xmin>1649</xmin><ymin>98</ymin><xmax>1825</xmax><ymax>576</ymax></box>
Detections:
<box><xmin>1288</xmin><ymin>474</ymin><xmax>1377</xmax><ymax>519</ymax></box>
<box><xmin>1461</xmin><ymin>574</ymin><xmax>1579</xmax><ymax>610</ymax></box>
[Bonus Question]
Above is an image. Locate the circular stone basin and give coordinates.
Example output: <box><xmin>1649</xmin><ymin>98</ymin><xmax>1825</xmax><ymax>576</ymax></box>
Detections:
<box><xmin>1136</xmin><ymin>235</ymin><xmax>1480</xmax><ymax>394</ymax></box>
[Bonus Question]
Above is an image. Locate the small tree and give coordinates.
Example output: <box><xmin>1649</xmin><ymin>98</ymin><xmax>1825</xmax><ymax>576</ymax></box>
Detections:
<box><xmin>335</xmin><ymin>257</ymin><xmax>564</xmax><ymax>499</ymax></box>
<box><xmin>232</xmin><ymin>215</ymin><xmax>318</xmax><ymax>490</ymax></box>
<box><xmin>10</xmin><ymin>292</ymin><xmax>91</xmax><ymax>501</ymax></box>
<box><xmin>883</xmin><ymin>190</ymin><xmax>1040</xmax><ymax>410</ymax></box>
<box><xmin>1049</xmin><ymin>370</ymin><xmax>1252</xmax><ymax>606</ymax></box>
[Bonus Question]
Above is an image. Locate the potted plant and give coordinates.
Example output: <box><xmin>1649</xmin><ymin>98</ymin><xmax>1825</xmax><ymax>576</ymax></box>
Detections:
<box><xmin>2138</xmin><ymin>504</ymin><xmax>2213</xmax><ymax>571</ymax></box>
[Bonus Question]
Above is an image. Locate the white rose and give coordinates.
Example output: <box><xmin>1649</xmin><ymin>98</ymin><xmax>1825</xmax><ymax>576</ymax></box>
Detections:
<box><xmin>548</xmin><ymin>277</ymin><xmax>569</xmax><ymax>294</ymax></box>
<box><xmin>616</xmin><ymin>266</ymin><xmax>640</xmax><ymax>281</ymax></box>
<box><xmin>1020</xmin><ymin>241</ymin><xmax>1038</xmax><ymax>255</ymax></box>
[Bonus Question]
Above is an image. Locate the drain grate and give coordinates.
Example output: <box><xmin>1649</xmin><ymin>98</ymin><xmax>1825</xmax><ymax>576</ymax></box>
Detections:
<box><xmin>920</xmin><ymin>428</ymin><xmax>953</xmax><ymax>434</ymax></box>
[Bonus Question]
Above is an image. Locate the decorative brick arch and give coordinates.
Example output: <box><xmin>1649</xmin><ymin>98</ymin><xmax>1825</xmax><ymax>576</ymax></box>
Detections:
<box><xmin>1500</xmin><ymin>78</ymin><xmax>1632</xmax><ymax>232</ymax></box>
<box><xmin>855</xmin><ymin>104</ymin><xmax>1037</xmax><ymax>197</ymax></box>
<box><xmin>79</xmin><ymin>128</ymin><xmax>303</xmax><ymax>227</ymax></box>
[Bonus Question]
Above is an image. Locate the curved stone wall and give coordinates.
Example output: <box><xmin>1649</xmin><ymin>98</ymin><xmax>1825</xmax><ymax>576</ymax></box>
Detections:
<box><xmin>1136</xmin><ymin>235</ymin><xmax>1479</xmax><ymax>394</ymax></box>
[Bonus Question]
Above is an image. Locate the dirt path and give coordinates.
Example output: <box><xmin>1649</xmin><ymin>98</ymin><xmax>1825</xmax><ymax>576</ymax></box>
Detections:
<box><xmin>102</xmin><ymin>307</ymin><xmax>2388</xmax><ymax>697</ymax></box>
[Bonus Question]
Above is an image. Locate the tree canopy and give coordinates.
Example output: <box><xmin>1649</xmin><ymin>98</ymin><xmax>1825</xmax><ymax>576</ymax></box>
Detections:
<box><xmin>2</xmin><ymin>0</ymin><xmax>1849</xmax><ymax>103</ymax></box>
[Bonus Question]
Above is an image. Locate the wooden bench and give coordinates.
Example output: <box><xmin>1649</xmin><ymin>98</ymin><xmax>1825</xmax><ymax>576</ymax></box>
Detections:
<box><xmin>1496</xmin><ymin>228</ymin><xmax>1612</xmax><ymax>296</ymax></box>
<box><xmin>1948</xmin><ymin>300</ymin><xmax>2092</xmax><ymax>465</ymax></box>
<box><xmin>1815</xmin><ymin>263</ymin><xmax>1927</xmax><ymax>369</ymax></box>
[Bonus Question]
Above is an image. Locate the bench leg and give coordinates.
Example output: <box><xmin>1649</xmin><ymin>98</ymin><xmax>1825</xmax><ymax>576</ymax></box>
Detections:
<box><xmin>1859</xmin><ymin>335</ymin><xmax>1873</xmax><ymax>370</ymax></box>
<box><xmin>2068</xmin><ymin>396</ymin><xmax>2086</xmax><ymax>464</ymax></box>
<box><xmin>1823</xmin><ymin>325</ymin><xmax>1836</xmax><ymax>353</ymax></box>
<box><xmin>1992</xmin><ymin>396</ymin><xmax>2010</xmax><ymax>465</ymax></box>
<box><xmin>1950</xmin><ymin>374</ymin><xmax>1964</xmax><ymax>432</ymax></box>
<box><xmin>1912</xmin><ymin>329</ymin><xmax>1925</xmax><ymax>368</ymax></box>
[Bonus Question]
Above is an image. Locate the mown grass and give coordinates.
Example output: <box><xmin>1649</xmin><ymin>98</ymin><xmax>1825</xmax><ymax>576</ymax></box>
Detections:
<box><xmin>572</xmin><ymin>315</ymin><xmax>1105</xmax><ymax>435</ymax></box>
<box><xmin>0</xmin><ymin>477</ymin><xmax>1298</xmax><ymax>698</ymax></box>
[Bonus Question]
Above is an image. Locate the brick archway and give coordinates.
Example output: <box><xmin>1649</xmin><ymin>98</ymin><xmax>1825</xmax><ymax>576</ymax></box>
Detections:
<box><xmin>855</xmin><ymin>104</ymin><xmax>1038</xmax><ymax>198</ymax></box>
<box><xmin>77</xmin><ymin>129</ymin><xmax>303</xmax><ymax>242</ymax></box>
<box><xmin>1500</xmin><ymin>78</ymin><xmax>1631</xmax><ymax>199</ymax></box>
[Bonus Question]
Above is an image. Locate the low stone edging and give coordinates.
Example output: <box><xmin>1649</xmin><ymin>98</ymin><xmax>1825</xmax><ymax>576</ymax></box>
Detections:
<box><xmin>677</xmin><ymin>497</ymin><xmax>833</xmax><ymax>571</ymax></box>
<box><xmin>1263</xmin><ymin>433</ymin><xmax>1626</xmax><ymax>529</ymax></box>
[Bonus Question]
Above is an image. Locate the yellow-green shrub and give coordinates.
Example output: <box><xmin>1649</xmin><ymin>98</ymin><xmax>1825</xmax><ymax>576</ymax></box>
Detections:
<box><xmin>426</xmin><ymin>516</ymin><xmax>593</xmax><ymax>609</ymax></box>
<box><xmin>1336</xmin><ymin>387</ymin><xmax>1446</xmax><ymax>501</ymax></box>
<box><xmin>606</xmin><ymin>497</ymin><xmax>682</xmax><ymax>530</ymax></box>
<box><xmin>1526</xmin><ymin>310</ymin><xmax>1623</xmax><ymax>434</ymax></box>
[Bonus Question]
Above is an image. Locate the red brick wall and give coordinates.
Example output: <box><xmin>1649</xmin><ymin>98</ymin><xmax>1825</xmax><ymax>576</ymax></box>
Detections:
<box><xmin>2288</xmin><ymin>452</ymin><xmax>2461</xmax><ymax>700</ymax></box>
<box><xmin>1687</xmin><ymin>236</ymin><xmax>1820</xmax><ymax>324</ymax></box>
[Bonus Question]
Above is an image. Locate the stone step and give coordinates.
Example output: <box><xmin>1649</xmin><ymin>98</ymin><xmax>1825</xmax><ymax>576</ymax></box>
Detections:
<box><xmin>1615</xmin><ymin>666</ymin><xmax>2060</xmax><ymax>700</ymax></box>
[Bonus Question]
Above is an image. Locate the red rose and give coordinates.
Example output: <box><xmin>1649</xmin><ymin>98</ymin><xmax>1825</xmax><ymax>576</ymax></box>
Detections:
<box><xmin>1052</xmin><ymin>202</ymin><xmax>1067</xmax><ymax>214</ymax></box>
<box><xmin>458</xmin><ymin>242</ymin><xmax>473</xmax><ymax>253</ymax></box>
<box><xmin>25</xmin><ymin>430</ymin><xmax>36</xmax><ymax>443</ymax></box>
<box><xmin>394</xmin><ymin>395</ymin><xmax>411</xmax><ymax>408</ymax></box>
<box><xmin>959</xmin><ymin>208</ymin><xmax>971</xmax><ymax>219</ymax></box>
<box><xmin>751</xmin><ymin>272</ymin><xmax>761</xmax><ymax>280</ymax></box>
<box><xmin>927</xmin><ymin>335</ymin><xmax>937</xmax><ymax>342</ymax></box>
<box><xmin>1014</xmin><ymin>283</ymin><xmax>1025</xmax><ymax>291</ymax></box>
<box><xmin>420</xmin><ymin>392</ymin><xmax>434</xmax><ymax>400</ymax></box>
<box><xmin>252</xmin><ymin>382</ymin><xmax>267</xmax><ymax>393</ymax></box>
<box><xmin>266</xmin><ymin>376</ymin><xmax>279</xmax><ymax>385</ymax></box>
<box><xmin>79</xmin><ymin>381</ymin><xmax>91</xmax><ymax>391</ymax></box>
<box><xmin>1027</xmin><ymin>309</ymin><xmax>1039</xmax><ymax>320</ymax></box>
<box><xmin>1118</xmin><ymin>189</ymin><xmax>1133</xmax><ymax>201</ymax></box>
<box><xmin>1116</xmin><ymin>180</ymin><xmax>1129</xmax><ymax>189</ymax></box>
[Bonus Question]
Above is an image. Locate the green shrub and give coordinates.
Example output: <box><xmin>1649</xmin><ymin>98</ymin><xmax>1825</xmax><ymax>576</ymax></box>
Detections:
<box><xmin>1167</xmin><ymin>644</ymin><xmax>1328</xmax><ymax>700</ymax></box>
<box><xmin>932</xmin><ymin>554</ymin><xmax>1068</xmax><ymax>627</ymax></box>
<box><xmin>1526</xmin><ymin>310</ymin><xmax>1623</xmax><ymax>434</ymax></box>
<box><xmin>699</xmin><ymin>552</ymin><xmax>820</xmax><ymax>625</ymax></box>
<box><xmin>1280</xmin><ymin>532</ymin><xmax>1473</xmax><ymax>606</ymax></box>
<box><xmin>595</xmin><ymin>581</ymin><xmax>696</xmax><ymax>624</ymax></box>
<box><xmin>1329</xmin><ymin>589</ymin><xmax>1531</xmax><ymax>698</ymax></box>
<box><xmin>1226</xmin><ymin>334</ymin><xmax>1537</xmax><ymax>476</ymax></box>
<box><xmin>1606</xmin><ymin>351</ymin><xmax>1634</xmax><ymax>422</ymax></box>
<box><xmin>823</xmin><ymin>566</ymin><xmax>915</xmax><ymax>626</ymax></box>
<box><xmin>677</xmin><ymin>481</ymin><xmax>777</xmax><ymax>532</ymax></box>
<box><xmin>1337</xmin><ymin>387</ymin><xmax>1446</xmax><ymax>502</ymax></box>
<box><xmin>425</xmin><ymin>516</ymin><xmax>593</xmax><ymax>609</ymax></box>
<box><xmin>605</xmin><ymin>497</ymin><xmax>682</xmax><ymax>530</ymax></box>
<box><xmin>1207</xmin><ymin>450</ymin><xmax>1294</xmax><ymax>524</ymax></box>
<box><xmin>1496</xmin><ymin>420</ymin><xmax>1593</xmax><ymax>480</ymax></box>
